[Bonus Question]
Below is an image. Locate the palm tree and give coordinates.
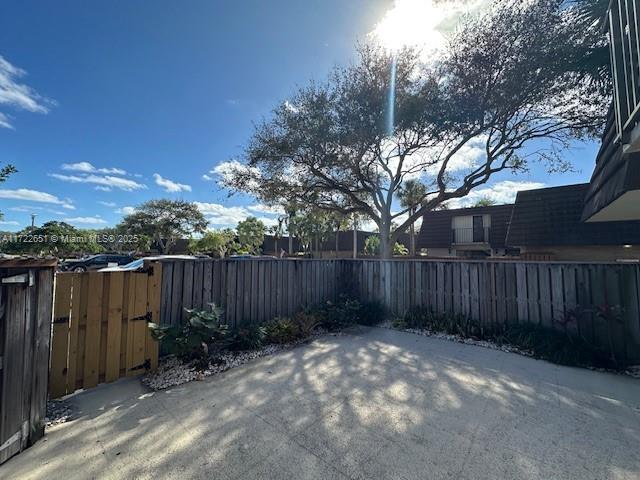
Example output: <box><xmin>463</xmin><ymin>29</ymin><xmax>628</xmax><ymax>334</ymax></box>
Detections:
<box><xmin>397</xmin><ymin>179</ymin><xmax>426</xmax><ymax>257</ymax></box>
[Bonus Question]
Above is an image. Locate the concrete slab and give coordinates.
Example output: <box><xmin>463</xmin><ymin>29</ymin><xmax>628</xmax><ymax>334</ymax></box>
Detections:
<box><xmin>2</xmin><ymin>327</ymin><xmax>639</xmax><ymax>479</ymax></box>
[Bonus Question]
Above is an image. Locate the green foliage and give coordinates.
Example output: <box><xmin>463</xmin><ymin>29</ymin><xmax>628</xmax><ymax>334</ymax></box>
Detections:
<box><xmin>395</xmin><ymin>305</ymin><xmax>628</xmax><ymax>370</ymax></box>
<box><xmin>2</xmin><ymin>221</ymin><xmax>104</xmax><ymax>256</ymax></box>
<box><xmin>264</xmin><ymin>317</ymin><xmax>300</xmax><ymax>344</ymax></box>
<box><xmin>236</xmin><ymin>216</ymin><xmax>265</xmax><ymax>254</ymax></box>
<box><xmin>226</xmin><ymin>324</ymin><xmax>266</xmax><ymax>351</ymax></box>
<box><xmin>0</xmin><ymin>163</ymin><xmax>16</xmax><ymax>221</ymax></box>
<box><xmin>393</xmin><ymin>242</ymin><xmax>408</xmax><ymax>256</ymax></box>
<box><xmin>190</xmin><ymin>229</ymin><xmax>238</xmax><ymax>258</ymax></box>
<box><xmin>263</xmin><ymin>313</ymin><xmax>322</xmax><ymax>344</ymax></box>
<box><xmin>293</xmin><ymin>311</ymin><xmax>323</xmax><ymax>337</ymax></box>
<box><xmin>149</xmin><ymin>304</ymin><xmax>227</xmax><ymax>360</ymax></box>
<box><xmin>363</xmin><ymin>235</ymin><xmax>380</xmax><ymax>256</ymax></box>
<box><xmin>472</xmin><ymin>197</ymin><xmax>497</xmax><ymax>207</ymax></box>
<box><xmin>118</xmin><ymin>199</ymin><xmax>208</xmax><ymax>254</ymax></box>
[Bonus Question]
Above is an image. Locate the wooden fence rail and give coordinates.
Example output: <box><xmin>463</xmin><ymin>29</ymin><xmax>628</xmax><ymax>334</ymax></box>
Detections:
<box><xmin>49</xmin><ymin>262</ymin><xmax>161</xmax><ymax>399</ymax></box>
<box><xmin>158</xmin><ymin>259</ymin><xmax>342</xmax><ymax>329</ymax></box>
<box><xmin>345</xmin><ymin>259</ymin><xmax>640</xmax><ymax>363</ymax></box>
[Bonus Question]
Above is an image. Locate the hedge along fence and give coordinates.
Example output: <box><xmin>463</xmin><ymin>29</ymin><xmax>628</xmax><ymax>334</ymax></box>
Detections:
<box><xmin>344</xmin><ymin>259</ymin><xmax>640</xmax><ymax>364</ymax></box>
<box><xmin>156</xmin><ymin>258</ymin><xmax>640</xmax><ymax>364</ymax></box>
<box><xmin>158</xmin><ymin>259</ymin><xmax>342</xmax><ymax>329</ymax></box>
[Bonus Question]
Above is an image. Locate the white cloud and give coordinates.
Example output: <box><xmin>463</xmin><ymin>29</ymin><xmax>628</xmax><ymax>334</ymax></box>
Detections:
<box><xmin>95</xmin><ymin>186</ymin><xmax>111</xmax><ymax>192</ymax></box>
<box><xmin>247</xmin><ymin>204</ymin><xmax>284</xmax><ymax>215</ymax></box>
<box><xmin>64</xmin><ymin>216</ymin><xmax>108</xmax><ymax>225</ymax></box>
<box><xmin>115</xmin><ymin>206</ymin><xmax>136</xmax><ymax>215</ymax></box>
<box><xmin>9</xmin><ymin>205</ymin><xmax>43</xmax><ymax>212</ymax></box>
<box><xmin>61</xmin><ymin>162</ymin><xmax>126</xmax><ymax>175</ymax></box>
<box><xmin>195</xmin><ymin>202</ymin><xmax>279</xmax><ymax>228</ymax></box>
<box><xmin>202</xmin><ymin>174</ymin><xmax>213</xmax><ymax>181</ymax></box>
<box><xmin>195</xmin><ymin>202</ymin><xmax>250</xmax><ymax>226</ymax></box>
<box><xmin>0</xmin><ymin>55</ymin><xmax>54</xmax><ymax>128</ymax></box>
<box><xmin>98</xmin><ymin>201</ymin><xmax>116</xmax><ymax>207</ymax></box>
<box><xmin>0</xmin><ymin>112</ymin><xmax>11</xmax><ymax>129</ymax></box>
<box><xmin>0</xmin><ymin>220</ymin><xmax>19</xmax><ymax>226</ymax></box>
<box><xmin>446</xmin><ymin>180</ymin><xmax>546</xmax><ymax>208</ymax></box>
<box><xmin>49</xmin><ymin>173</ymin><xmax>146</xmax><ymax>191</ymax></box>
<box><xmin>0</xmin><ymin>188</ymin><xmax>74</xmax><ymax>209</ymax></box>
<box><xmin>153</xmin><ymin>173</ymin><xmax>192</xmax><ymax>193</ymax></box>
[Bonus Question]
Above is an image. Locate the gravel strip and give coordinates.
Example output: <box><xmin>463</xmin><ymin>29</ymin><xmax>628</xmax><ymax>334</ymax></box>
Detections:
<box><xmin>46</xmin><ymin>399</ymin><xmax>73</xmax><ymax>427</ymax></box>
<box><xmin>143</xmin><ymin>334</ymin><xmax>328</xmax><ymax>391</ymax></box>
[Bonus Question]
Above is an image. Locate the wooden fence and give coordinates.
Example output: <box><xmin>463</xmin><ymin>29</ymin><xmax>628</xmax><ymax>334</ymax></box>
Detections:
<box><xmin>49</xmin><ymin>262</ymin><xmax>161</xmax><ymax>399</ymax></box>
<box><xmin>0</xmin><ymin>261</ymin><xmax>55</xmax><ymax>465</ymax></box>
<box><xmin>345</xmin><ymin>259</ymin><xmax>640</xmax><ymax>363</ymax></box>
<box><xmin>158</xmin><ymin>259</ymin><xmax>342</xmax><ymax>328</ymax></box>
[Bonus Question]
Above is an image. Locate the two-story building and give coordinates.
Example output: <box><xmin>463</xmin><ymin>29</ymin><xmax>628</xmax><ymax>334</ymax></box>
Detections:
<box><xmin>416</xmin><ymin>204</ymin><xmax>514</xmax><ymax>258</ymax></box>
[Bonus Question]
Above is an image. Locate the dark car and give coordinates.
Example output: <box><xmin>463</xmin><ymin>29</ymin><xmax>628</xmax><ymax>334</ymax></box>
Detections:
<box><xmin>59</xmin><ymin>254</ymin><xmax>136</xmax><ymax>272</ymax></box>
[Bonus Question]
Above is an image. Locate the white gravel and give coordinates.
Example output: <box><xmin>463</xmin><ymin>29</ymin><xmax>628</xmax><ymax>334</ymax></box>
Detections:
<box><xmin>46</xmin><ymin>399</ymin><xmax>73</xmax><ymax>427</ymax></box>
<box><xmin>143</xmin><ymin>336</ymin><xmax>325</xmax><ymax>391</ymax></box>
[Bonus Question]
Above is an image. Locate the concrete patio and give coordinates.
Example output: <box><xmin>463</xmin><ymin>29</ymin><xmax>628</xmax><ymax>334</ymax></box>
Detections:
<box><xmin>3</xmin><ymin>327</ymin><xmax>640</xmax><ymax>480</ymax></box>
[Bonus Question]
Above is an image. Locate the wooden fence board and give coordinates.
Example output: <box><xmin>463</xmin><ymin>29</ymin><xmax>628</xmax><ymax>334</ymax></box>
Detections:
<box><xmin>105</xmin><ymin>272</ymin><xmax>124</xmax><ymax>382</ymax></box>
<box><xmin>49</xmin><ymin>274</ymin><xmax>71</xmax><ymax>399</ymax></box>
<box><xmin>83</xmin><ymin>272</ymin><xmax>103</xmax><ymax>389</ymax></box>
<box><xmin>49</xmin><ymin>265</ymin><xmax>161</xmax><ymax>399</ymax></box>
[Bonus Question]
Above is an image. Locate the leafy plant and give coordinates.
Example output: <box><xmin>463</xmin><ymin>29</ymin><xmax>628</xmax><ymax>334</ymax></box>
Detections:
<box><xmin>264</xmin><ymin>317</ymin><xmax>299</xmax><ymax>344</ymax></box>
<box><xmin>293</xmin><ymin>311</ymin><xmax>322</xmax><ymax>338</ymax></box>
<box><xmin>226</xmin><ymin>324</ymin><xmax>266</xmax><ymax>351</ymax></box>
<box><xmin>149</xmin><ymin>304</ymin><xmax>227</xmax><ymax>360</ymax></box>
<box><xmin>393</xmin><ymin>242</ymin><xmax>408</xmax><ymax>256</ymax></box>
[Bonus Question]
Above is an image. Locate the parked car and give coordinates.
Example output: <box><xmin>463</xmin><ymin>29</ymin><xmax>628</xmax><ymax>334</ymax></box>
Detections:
<box><xmin>98</xmin><ymin>255</ymin><xmax>202</xmax><ymax>272</ymax></box>
<box><xmin>59</xmin><ymin>254</ymin><xmax>136</xmax><ymax>272</ymax></box>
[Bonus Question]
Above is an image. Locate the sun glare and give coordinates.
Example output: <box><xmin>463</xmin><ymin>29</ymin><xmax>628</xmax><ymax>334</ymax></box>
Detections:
<box><xmin>371</xmin><ymin>0</ymin><xmax>487</xmax><ymax>54</ymax></box>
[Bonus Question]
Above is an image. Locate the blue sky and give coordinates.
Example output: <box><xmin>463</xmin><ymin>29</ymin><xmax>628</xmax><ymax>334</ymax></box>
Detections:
<box><xmin>0</xmin><ymin>0</ymin><xmax>600</xmax><ymax>231</ymax></box>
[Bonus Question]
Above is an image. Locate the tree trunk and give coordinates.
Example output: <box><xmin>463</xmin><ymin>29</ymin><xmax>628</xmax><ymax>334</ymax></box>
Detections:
<box><xmin>274</xmin><ymin>237</ymin><xmax>278</xmax><ymax>257</ymax></box>
<box><xmin>335</xmin><ymin>231</ymin><xmax>339</xmax><ymax>259</ymax></box>
<box><xmin>288</xmin><ymin>235</ymin><xmax>293</xmax><ymax>254</ymax></box>
<box><xmin>379</xmin><ymin>217</ymin><xmax>393</xmax><ymax>259</ymax></box>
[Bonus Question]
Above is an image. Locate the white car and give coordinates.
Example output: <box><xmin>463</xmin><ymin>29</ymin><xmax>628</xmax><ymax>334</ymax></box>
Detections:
<box><xmin>98</xmin><ymin>255</ymin><xmax>203</xmax><ymax>272</ymax></box>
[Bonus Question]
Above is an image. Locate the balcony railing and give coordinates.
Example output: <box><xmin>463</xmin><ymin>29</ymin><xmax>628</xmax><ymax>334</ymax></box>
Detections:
<box><xmin>451</xmin><ymin>227</ymin><xmax>490</xmax><ymax>244</ymax></box>
<box><xmin>608</xmin><ymin>0</ymin><xmax>640</xmax><ymax>141</ymax></box>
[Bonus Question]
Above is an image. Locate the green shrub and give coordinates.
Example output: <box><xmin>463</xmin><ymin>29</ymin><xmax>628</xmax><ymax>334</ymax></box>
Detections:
<box><xmin>264</xmin><ymin>317</ymin><xmax>299</xmax><ymax>344</ymax></box>
<box><xmin>393</xmin><ymin>305</ymin><xmax>626</xmax><ymax>370</ymax></box>
<box><xmin>226</xmin><ymin>324</ymin><xmax>266</xmax><ymax>351</ymax></box>
<box><xmin>293</xmin><ymin>311</ymin><xmax>322</xmax><ymax>337</ymax></box>
<box><xmin>149</xmin><ymin>304</ymin><xmax>227</xmax><ymax>360</ymax></box>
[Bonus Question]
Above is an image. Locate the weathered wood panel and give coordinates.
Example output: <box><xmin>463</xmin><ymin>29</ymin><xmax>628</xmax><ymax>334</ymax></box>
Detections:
<box><xmin>0</xmin><ymin>265</ymin><xmax>55</xmax><ymax>465</ymax></box>
<box><xmin>158</xmin><ymin>259</ymin><xmax>342</xmax><ymax>329</ymax></box>
<box><xmin>340</xmin><ymin>259</ymin><xmax>640</xmax><ymax>364</ymax></box>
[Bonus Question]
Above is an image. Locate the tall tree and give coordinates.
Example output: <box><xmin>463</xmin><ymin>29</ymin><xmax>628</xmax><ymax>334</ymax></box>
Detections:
<box><xmin>118</xmin><ymin>199</ymin><xmax>208</xmax><ymax>254</ymax></box>
<box><xmin>396</xmin><ymin>179</ymin><xmax>426</xmax><ymax>257</ymax></box>
<box><xmin>223</xmin><ymin>0</ymin><xmax>608</xmax><ymax>258</ymax></box>
<box><xmin>236</xmin><ymin>216</ymin><xmax>265</xmax><ymax>254</ymax></box>
<box><xmin>190</xmin><ymin>229</ymin><xmax>237</xmax><ymax>258</ymax></box>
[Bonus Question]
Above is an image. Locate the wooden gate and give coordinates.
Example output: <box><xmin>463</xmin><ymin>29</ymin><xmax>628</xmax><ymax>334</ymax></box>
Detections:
<box><xmin>49</xmin><ymin>262</ymin><xmax>161</xmax><ymax>399</ymax></box>
<box><xmin>0</xmin><ymin>259</ymin><xmax>55</xmax><ymax>465</ymax></box>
